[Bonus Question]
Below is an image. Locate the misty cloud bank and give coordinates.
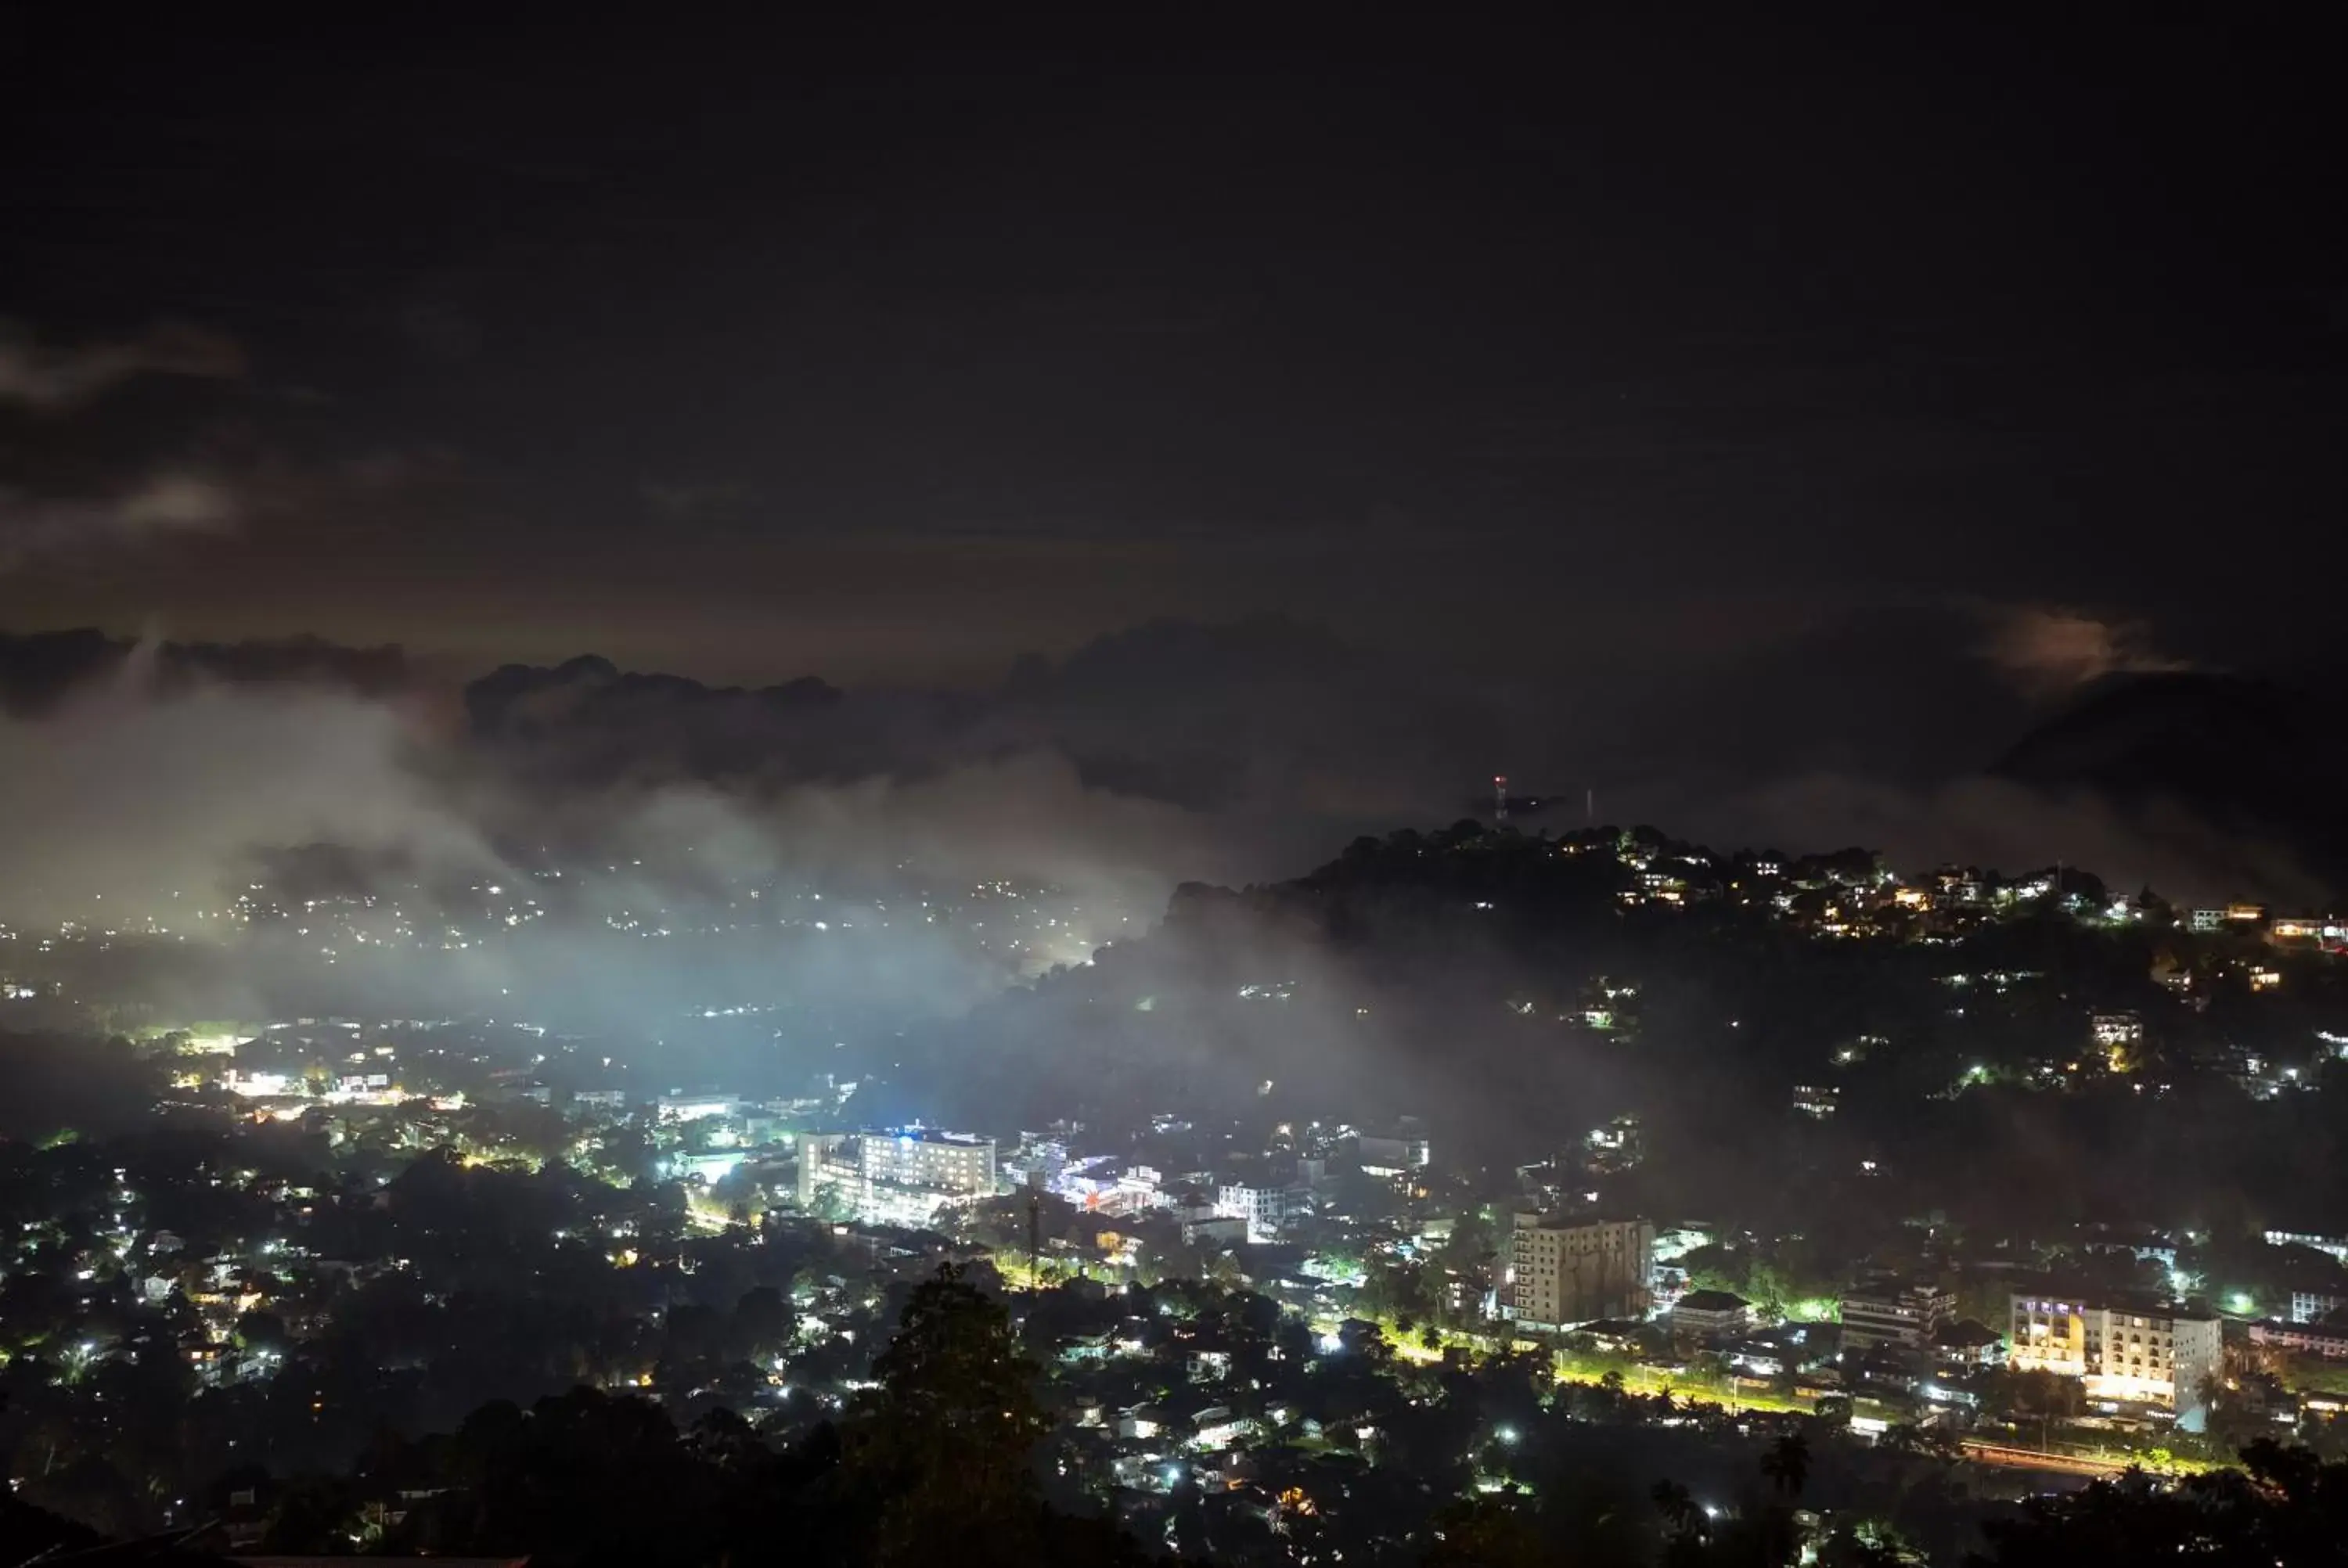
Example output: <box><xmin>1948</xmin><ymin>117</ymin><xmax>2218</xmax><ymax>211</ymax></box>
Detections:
<box><xmin>0</xmin><ymin>473</ymin><xmax>247</xmax><ymax>573</ymax></box>
<box><xmin>0</xmin><ymin>622</ymin><xmax>1463</xmax><ymax>1034</ymax></box>
<box><xmin>0</xmin><ymin>676</ymin><xmax>483</xmax><ymax>916</ymax></box>
<box><xmin>1</xmin><ymin>310</ymin><xmax>2329</xmax><ymax>949</ymax></box>
<box><xmin>0</xmin><ymin>602</ymin><xmax>2336</xmax><ymax>1040</ymax></box>
<box><xmin>0</xmin><ymin>318</ymin><xmax>252</xmax><ymax>574</ymax></box>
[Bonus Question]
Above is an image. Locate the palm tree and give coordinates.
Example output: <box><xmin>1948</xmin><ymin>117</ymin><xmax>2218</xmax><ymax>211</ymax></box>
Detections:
<box><xmin>2198</xmin><ymin>1369</ymin><xmax>2227</xmax><ymax>1411</ymax></box>
<box><xmin>1761</xmin><ymin>1430</ymin><xmax>1811</xmax><ymax>1497</ymax></box>
<box><xmin>2223</xmin><ymin>1336</ymin><xmax>2276</xmax><ymax>1381</ymax></box>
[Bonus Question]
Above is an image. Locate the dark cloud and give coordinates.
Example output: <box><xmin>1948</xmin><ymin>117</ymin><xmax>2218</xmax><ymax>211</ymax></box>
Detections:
<box><xmin>639</xmin><ymin>481</ymin><xmax>751</xmax><ymax>525</ymax></box>
<box><xmin>0</xmin><ymin>319</ymin><xmax>245</xmax><ymax>412</ymax></box>
<box><xmin>0</xmin><ymin>628</ymin><xmax>410</xmax><ymax>715</ymax></box>
<box><xmin>0</xmin><ymin>471</ymin><xmax>243</xmax><ymax>571</ymax></box>
<box><xmin>1979</xmin><ymin>604</ymin><xmax>2193</xmax><ymax>699</ymax></box>
<box><xmin>456</xmin><ymin>617</ymin><xmax>1500</xmax><ymax>866</ymax></box>
<box><xmin>4</xmin><ymin>19</ymin><xmax>2344</xmax><ymax>690</ymax></box>
<box><xmin>0</xmin><ymin>314</ymin><xmax>468</xmax><ymax>584</ymax></box>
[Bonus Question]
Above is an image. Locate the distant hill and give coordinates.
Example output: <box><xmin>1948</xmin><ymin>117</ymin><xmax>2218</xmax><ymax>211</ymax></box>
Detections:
<box><xmin>1990</xmin><ymin>671</ymin><xmax>2348</xmax><ymax>902</ymax></box>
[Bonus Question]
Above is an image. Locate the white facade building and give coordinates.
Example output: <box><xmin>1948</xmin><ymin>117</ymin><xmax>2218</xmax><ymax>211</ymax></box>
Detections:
<box><xmin>1212</xmin><ymin>1183</ymin><xmax>1309</xmax><ymax>1242</ymax></box>
<box><xmin>798</xmin><ymin>1127</ymin><xmax>997</xmax><ymax>1228</ymax></box>
<box><xmin>2291</xmin><ymin>1290</ymin><xmax>2346</xmax><ymax>1325</ymax></box>
<box><xmin>2008</xmin><ymin>1291</ymin><xmax>2223</xmax><ymax>1426</ymax></box>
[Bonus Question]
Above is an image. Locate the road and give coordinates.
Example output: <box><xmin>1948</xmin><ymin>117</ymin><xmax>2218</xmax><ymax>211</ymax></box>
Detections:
<box><xmin>1959</xmin><ymin>1440</ymin><xmax>2131</xmax><ymax>1477</ymax></box>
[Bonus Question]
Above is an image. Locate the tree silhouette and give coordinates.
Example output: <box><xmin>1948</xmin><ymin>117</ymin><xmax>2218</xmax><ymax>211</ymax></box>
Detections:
<box><xmin>1424</xmin><ymin>1496</ymin><xmax>1547</xmax><ymax>1568</ymax></box>
<box><xmin>1761</xmin><ymin>1430</ymin><xmax>1811</xmax><ymax>1497</ymax></box>
<box><xmin>845</xmin><ymin>1262</ymin><xmax>1053</xmax><ymax>1567</ymax></box>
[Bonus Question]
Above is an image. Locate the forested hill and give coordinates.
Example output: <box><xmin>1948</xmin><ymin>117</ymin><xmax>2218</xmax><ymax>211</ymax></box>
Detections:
<box><xmin>897</xmin><ymin>821</ymin><xmax>2348</xmax><ymax>1239</ymax></box>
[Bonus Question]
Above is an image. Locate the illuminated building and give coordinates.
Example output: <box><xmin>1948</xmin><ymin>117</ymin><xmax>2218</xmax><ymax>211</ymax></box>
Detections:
<box><xmin>1356</xmin><ymin>1129</ymin><xmax>1430</xmax><ymax>1174</ymax></box>
<box><xmin>1581</xmin><ymin>1115</ymin><xmax>1644</xmax><ymax>1175</ymax></box>
<box><xmin>669</xmin><ymin>1151</ymin><xmax>746</xmax><ymax>1183</ymax></box>
<box><xmin>1213</xmin><ymin>1182</ymin><xmax>1309</xmax><ymax>1241</ymax></box>
<box><xmin>1179</xmin><ymin>1210</ymin><xmax>1249</xmax><ymax>1246</ymax></box>
<box><xmin>1669</xmin><ymin>1289</ymin><xmax>1750</xmax><ymax>1340</ymax></box>
<box><xmin>2090</xmin><ymin>1011</ymin><xmax>2144</xmax><ymax>1073</ymax></box>
<box><xmin>1838</xmin><ymin>1278</ymin><xmax>1954</xmax><ymax>1350</ymax></box>
<box><xmin>2269</xmin><ymin>915</ymin><xmax>2348</xmax><ymax>953</ymax></box>
<box><xmin>860</xmin><ymin>1127</ymin><xmax>994</xmax><ymax>1191</ymax></box>
<box><xmin>2251</xmin><ymin>1319</ymin><xmax>2348</xmax><ymax>1360</ymax></box>
<box><xmin>2291</xmin><ymin>1290</ymin><xmax>2345</xmax><ymax>1325</ymax></box>
<box><xmin>1791</xmin><ymin>1084</ymin><xmax>1839</xmax><ymax>1119</ymax></box>
<box><xmin>1933</xmin><ymin>1318</ymin><xmax>2006</xmax><ymax>1368</ymax></box>
<box><xmin>2008</xmin><ymin>1291</ymin><xmax>2222</xmax><ymax>1426</ymax></box>
<box><xmin>1503</xmin><ymin>1214</ymin><xmax>1653</xmax><ymax>1329</ymax></box>
<box><xmin>657</xmin><ymin>1095</ymin><xmax>736</xmax><ymax>1122</ymax></box>
<box><xmin>796</xmin><ymin>1127</ymin><xmax>996</xmax><ymax>1229</ymax></box>
<box><xmin>2266</xmin><ymin>1229</ymin><xmax>2348</xmax><ymax>1265</ymax></box>
<box><xmin>1931</xmin><ymin>865</ymin><xmax>1984</xmax><ymax>904</ymax></box>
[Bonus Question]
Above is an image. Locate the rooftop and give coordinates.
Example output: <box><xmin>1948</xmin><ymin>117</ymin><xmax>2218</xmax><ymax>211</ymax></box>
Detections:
<box><xmin>1676</xmin><ymin>1289</ymin><xmax>1750</xmax><ymax>1312</ymax></box>
<box><xmin>877</xmin><ymin>1126</ymin><xmax>991</xmax><ymax>1147</ymax></box>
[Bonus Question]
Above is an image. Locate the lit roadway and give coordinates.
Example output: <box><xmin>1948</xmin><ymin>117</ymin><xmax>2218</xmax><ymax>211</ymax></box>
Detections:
<box><xmin>1957</xmin><ymin>1441</ymin><xmax>2133</xmax><ymax>1479</ymax></box>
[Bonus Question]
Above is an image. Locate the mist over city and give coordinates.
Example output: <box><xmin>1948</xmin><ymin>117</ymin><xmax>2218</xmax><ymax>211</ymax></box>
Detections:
<box><xmin>4</xmin><ymin>16</ymin><xmax>2347</xmax><ymax>1568</ymax></box>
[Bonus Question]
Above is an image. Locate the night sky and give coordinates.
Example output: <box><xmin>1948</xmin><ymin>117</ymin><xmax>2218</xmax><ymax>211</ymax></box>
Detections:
<box><xmin>5</xmin><ymin>16</ymin><xmax>2345</xmax><ymax>809</ymax></box>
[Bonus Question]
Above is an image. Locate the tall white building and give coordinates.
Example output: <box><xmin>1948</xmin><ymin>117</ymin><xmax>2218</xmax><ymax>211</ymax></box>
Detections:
<box><xmin>798</xmin><ymin>1127</ymin><xmax>997</xmax><ymax>1229</ymax></box>
<box><xmin>859</xmin><ymin>1127</ymin><xmax>996</xmax><ymax>1192</ymax></box>
<box><xmin>2008</xmin><ymin>1291</ymin><xmax>2223</xmax><ymax>1427</ymax></box>
<box><xmin>1212</xmin><ymin>1183</ymin><xmax>1309</xmax><ymax>1242</ymax></box>
<box><xmin>1504</xmin><ymin>1214</ymin><xmax>1653</xmax><ymax>1329</ymax></box>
